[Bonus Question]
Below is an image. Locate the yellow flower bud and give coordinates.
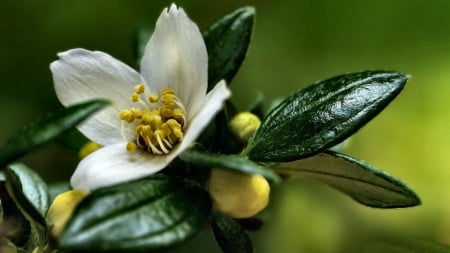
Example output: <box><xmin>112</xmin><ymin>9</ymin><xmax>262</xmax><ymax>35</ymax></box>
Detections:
<box><xmin>46</xmin><ymin>190</ymin><xmax>86</xmax><ymax>238</ymax></box>
<box><xmin>208</xmin><ymin>168</ymin><xmax>270</xmax><ymax>219</ymax></box>
<box><xmin>229</xmin><ymin>112</ymin><xmax>261</xmax><ymax>142</ymax></box>
<box><xmin>78</xmin><ymin>141</ymin><xmax>102</xmax><ymax>160</ymax></box>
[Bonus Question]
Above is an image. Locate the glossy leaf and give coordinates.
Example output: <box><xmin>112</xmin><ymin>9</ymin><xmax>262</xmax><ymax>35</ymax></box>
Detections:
<box><xmin>5</xmin><ymin>163</ymin><xmax>50</xmax><ymax>227</ymax></box>
<box><xmin>277</xmin><ymin>151</ymin><xmax>420</xmax><ymax>208</ymax></box>
<box><xmin>204</xmin><ymin>6</ymin><xmax>254</xmax><ymax>90</ymax></box>
<box><xmin>59</xmin><ymin>175</ymin><xmax>212</xmax><ymax>252</ymax></box>
<box><xmin>246</xmin><ymin>71</ymin><xmax>409</xmax><ymax>162</ymax></box>
<box><xmin>180</xmin><ymin>150</ymin><xmax>280</xmax><ymax>182</ymax></box>
<box><xmin>0</xmin><ymin>99</ymin><xmax>109</xmax><ymax>167</ymax></box>
<box><xmin>211</xmin><ymin>212</ymin><xmax>253</xmax><ymax>253</ymax></box>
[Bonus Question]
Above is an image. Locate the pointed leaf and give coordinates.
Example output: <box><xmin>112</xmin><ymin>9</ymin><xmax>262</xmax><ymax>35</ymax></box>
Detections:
<box><xmin>59</xmin><ymin>175</ymin><xmax>212</xmax><ymax>252</ymax></box>
<box><xmin>211</xmin><ymin>212</ymin><xmax>253</xmax><ymax>253</ymax></box>
<box><xmin>0</xmin><ymin>99</ymin><xmax>110</xmax><ymax>167</ymax></box>
<box><xmin>276</xmin><ymin>151</ymin><xmax>420</xmax><ymax>208</ymax></box>
<box><xmin>247</xmin><ymin>71</ymin><xmax>409</xmax><ymax>162</ymax></box>
<box><xmin>204</xmin><ymin>6</ymin><xmax>255</xmax><ymax>90</ymax></box>
<box><xmin>180</xmin><ymin>150</ymin><xmax>280</xmax><ymax>183</ymax></box>
<box><xmin>5</xmin><ymin>163</ymin><xmax>50</xmax><ymax>227</ymax></box>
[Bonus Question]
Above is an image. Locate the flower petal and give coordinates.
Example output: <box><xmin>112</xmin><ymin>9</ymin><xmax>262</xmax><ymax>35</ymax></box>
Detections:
<box><xmin>51</xmin><ymin>48</ymin><xmax>142</xmax><ymax>145</ymax></box>
<box><xmin>179</xmin><ymin>80</ymin><xmax>231</xmax><ymax>152</ymax></box>
<box><xmin>140</xmin><ymin>4</ymin><xmax>208</xmax><ymax>118</ymax></box>
<box><xmin>71</xmin><ymin>143</ymin><xmax>169</xmax><ymax>192</ymax></box>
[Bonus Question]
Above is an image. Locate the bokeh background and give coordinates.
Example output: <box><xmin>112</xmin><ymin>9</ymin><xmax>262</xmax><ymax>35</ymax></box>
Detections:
<box><xmin>1</xmin><ymin>0</ymin><xmax>449</xmax><ymax>252</ymax></box>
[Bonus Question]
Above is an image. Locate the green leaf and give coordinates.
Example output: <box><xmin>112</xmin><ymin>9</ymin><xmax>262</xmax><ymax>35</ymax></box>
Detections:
<box><xmin>0</xmin><ymin>99</ymin><xmax>110</xmax><ymax>167</ymax></box>
<box><xmin>180</xmin><ymin>150</ymin><xmax>280</xmax><ymax>183</ymax></box>
<box><xmin>59</xmin><ymin>175</ymin><xmax>212</xmax><ymax>252</ymax></box>
<box><xmin>204</xmin><ymin>6</ymin><xmax>255</xmax><ymax>90</ymax></box>
<box><xmin>276</xmin><ymin>151</ymin><xmax>420</xmax><ymax>208</ymax></box>
<box><xmin>5</xmin><ymin>163</ymin><xmax>50</xmax><ymax>227</ymax></box>
<box><xmin>56</xmin><ymin>128</ymin><xmax>89</xmax><ymax>153</ymax></box>
<box><xmin>211</xmin><ymin>212</ymin><xmax>253</xmax><ymax>253</ymax></box>
<box><xmin>246</xmin><ymin>71</ymin><xmax>409</xmax><ymax>162</ymax></box>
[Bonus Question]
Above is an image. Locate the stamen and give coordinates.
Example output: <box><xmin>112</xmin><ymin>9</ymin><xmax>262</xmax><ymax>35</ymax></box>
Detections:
<box><xmin>126</xmin><ymin>142</ymin><xmax>137</xmax><ymax>152</ymax></box>
<box><xmin>134</xmin><ymin>84</ymin><xmax>145</xmax><ymax>94</ymax></box>
<box><xmin>155</xmin><ymin>131</ymin><xmax>169</xmax><ymax>154</ymax></box>
<box><xmin>130</xmin><ymin>93</ymin><xmax>140</xmax><ymax>102</ymax></box>
<box><xmin>118</xmin><ymin>85</ymin><xmax>187</xmax><ymax>155</ymax></box>
<box><xmin>148</xmin><ymin>94</ymin><xmax>158</xmax><ymax>103</ymax></box>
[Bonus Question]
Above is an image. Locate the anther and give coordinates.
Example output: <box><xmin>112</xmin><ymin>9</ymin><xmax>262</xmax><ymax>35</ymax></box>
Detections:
<box><xmin>130</xmin><ymin>93</ymin><xmax>140</xmax><ymax>102</ymax></box>
<box><xmin>119</xmin><ymin>109</ymin><xmax>134</xmax><ymax>123</ymax></box>
<box><xmin>126</xmin><ymin>142</ymin><xmax>137</xmax><ymax>152</ymax></box>
<box><xmin>148</xmin><ymin>94</ymin><xmax>158</xmax><ymax>103</ymax></box>
<box><xmin>134</xmin><ymin>84</ymin><xmax>145</xmax><ymax>94</ymax></box>
<box><xmin>119</xmin><ymin>85</ymin><xmax>187</xmax><ymax>155</ymax></box>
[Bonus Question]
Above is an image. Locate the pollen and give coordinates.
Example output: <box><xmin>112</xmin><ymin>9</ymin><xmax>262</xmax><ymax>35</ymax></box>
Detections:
<box><xmin>118</xmin><ymin>84</ymin><xmax>186</xmax><ymax>155</ymax></box>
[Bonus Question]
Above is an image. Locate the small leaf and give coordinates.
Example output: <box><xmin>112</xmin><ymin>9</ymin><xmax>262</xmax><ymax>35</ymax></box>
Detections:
<box><xmin>180</xmin><ymin>150</ymin><xmax>280</xmax><ymax>183</ymax></box>
<box><xmin>204</xmin><ymin>6</ymin><xmax>255</xmax><ymax>90</ymax></box>
<box><xmin>5</xmin><ymin>163</ymin><xmax>50</xmax><ymax>227</ymax></box>
<box><xmin>59</xmin><ymin>175</ymin><xmax>212</xmax><ymax>252</ymax></box>
<box><xmin>0</xmin><ymin>99</ymin><xmax>110</xmax><ymax>167</ymax></box>
<box><xmin>276</xmin><ymin>151</ymin><xmax>420</xmax><ymax>208</ymax></box>
<box><xmin>211</xmin><ymin>212</ymin><xmax>253</xmax><ymax>253</ymax></box>
<box><xmin>246</xmin><ymin>71</ymin><xmax>409</xmax><ymax>162</ymax></box>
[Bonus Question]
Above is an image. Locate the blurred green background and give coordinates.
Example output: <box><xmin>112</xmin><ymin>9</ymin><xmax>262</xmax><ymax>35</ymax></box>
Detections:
<box><xmin>1</xmin><ymin>0</ymin><xmax>449</xmax><ymax>252</ymax></box>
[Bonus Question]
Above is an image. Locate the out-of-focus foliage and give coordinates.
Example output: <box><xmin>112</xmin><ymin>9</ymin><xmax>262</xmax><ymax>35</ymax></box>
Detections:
<box><xmin>1</xmin><ymin>0</ymin><xmax>450</xmax><ymax>252</ymax></box>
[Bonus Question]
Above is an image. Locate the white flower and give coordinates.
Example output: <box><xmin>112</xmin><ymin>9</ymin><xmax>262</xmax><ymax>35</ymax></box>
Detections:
<box><xmin>50</xmin><ymin>4</ymin><xmax>231</xmax><ymax>192</ymax></box>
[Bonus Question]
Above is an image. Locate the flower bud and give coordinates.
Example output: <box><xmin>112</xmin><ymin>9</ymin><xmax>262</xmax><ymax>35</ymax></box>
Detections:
<box><xmin>46</xmin><ymin>190</ymin><xmax>85</xmax><ymax>238</ymax></box>
<box><xmin>78</xmin><ymin>141</ymin><xmax>102</xmax><ymax>160</ymax></box>
<box><xmin>229</xmin><ymin>112</ymin><xmax>261</xmax><ymax>142</ymax></box>
<box><xmin>208</xmin><ymin>168</ymin><xmax>270</xmax><ymax>219</ymax></box>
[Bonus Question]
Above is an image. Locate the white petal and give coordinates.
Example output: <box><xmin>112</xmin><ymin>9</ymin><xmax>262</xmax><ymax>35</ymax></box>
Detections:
<box><xmin>71</xmin><ymin>143</ymin><xmax>170</xmax><ymax>192</ymax></box>
<box><xmin>51</xmin><ymin>48</ymin><xmax>142</xmax><ymax>145</ymax></box>
<box><xmin>140</xmin><ymin>4</ymin><xmax>208</xmax><ymax>118</ymax></box>
<box><xmin>179</xmin><ymin>80</ymin><xmax>231</xmax><ymax>151</ymax></box>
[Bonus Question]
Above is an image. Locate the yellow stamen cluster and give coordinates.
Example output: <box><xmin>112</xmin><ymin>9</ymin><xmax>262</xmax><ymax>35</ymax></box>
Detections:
<box><xmin>119</xmin><ymin>84</ymin><xmax>187</xmax><ymax>155</ymax></box>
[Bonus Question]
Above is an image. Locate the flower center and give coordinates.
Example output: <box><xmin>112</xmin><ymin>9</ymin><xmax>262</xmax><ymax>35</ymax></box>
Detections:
<box><xmin>118</xmin><ymin>84</ymin><xmax>187</xmax><ymax>155</ymax></box>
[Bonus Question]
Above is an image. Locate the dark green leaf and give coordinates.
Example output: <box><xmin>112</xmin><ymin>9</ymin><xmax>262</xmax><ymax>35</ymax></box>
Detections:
<box><xmin>204</xmin><ymin>6</ymin><xmax>255</xmax><ymax>90</ymax></box>
<box><xmin>180</xmin><ymin>150</ymin><xmax>280</xmax><ymax>183</ymax></box>
<box><xmin>59</xmin><ymin>175</ymin><xmax>212</xmax><ymax>252</ymax></box>
<box><xmin>5</xmin><ymin>163</ymin><xmax>50</xmax><ymax>227</ymax></box>
<box><xmin>211</xmin><ymin>212</ymin><xmax>253</xmax><ymax>253</ymax></box>
<box><xmin>56</xmin><ymin>128</ymin><xmax>89</xmax><ymax>153</ymax></box>
<box><xmin>0</xmin><ymin>99</ymin><xmax>110</xmax><ymax>167</ymax></box>
<box><xmin>277</xmin><ymin>151</ymin><xmax>420</xmax><ymax>208</ymax></box>
<box><xmin>246</xmin><ymin>71</ymin><xmax>409</xmax><ymax>162</ymax></box>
